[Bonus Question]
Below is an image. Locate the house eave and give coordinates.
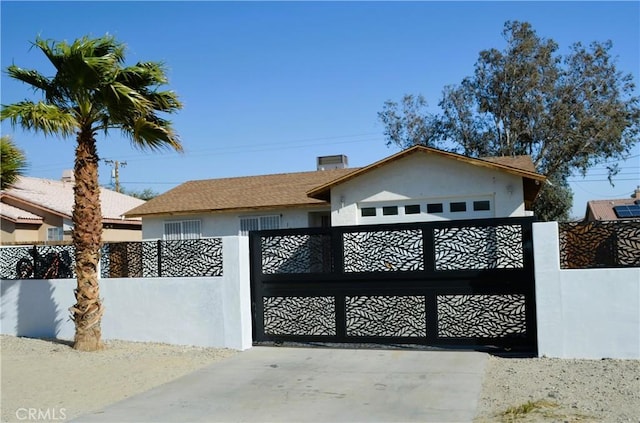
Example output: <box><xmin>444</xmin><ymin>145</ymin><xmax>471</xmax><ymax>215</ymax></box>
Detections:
<box><xmin>0</xmin><ymin>215</ymin><xmax>43</xmax><ymax>225</ymax></box>
<box><xmin>1</xmin><ymin>193</ymin><xmax>69</xmax><ymax>220</ymax></box>
<box><xmin>125</xmin><ymin>202</ymin><xmax>331</xmax><ymax>219</ymax></box>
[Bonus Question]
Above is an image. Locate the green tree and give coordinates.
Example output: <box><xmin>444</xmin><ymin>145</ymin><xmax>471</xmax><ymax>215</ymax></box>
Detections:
<box><xmin>379</xmin><ymin>21</ymin><xmax>640</xmax><ymax>220</ymax></box>
<box><xmin>1</xmin><ymin>36</ymin><xmax>183</xmax><ymax>351</ymax></box>
<box><xmin>122</xmin><ymin>187</ymin><xmax>159</xmax><ymax>201</ymax></box>
<box><xmin>0</xmin><ymin>135</ymin><xmax>28</xmax><ymax>190</ymax></box>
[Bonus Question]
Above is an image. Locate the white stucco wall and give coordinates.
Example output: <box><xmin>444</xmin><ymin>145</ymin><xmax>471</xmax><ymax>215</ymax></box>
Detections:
<box><xmin>330</xmin><ymin>153</ymin><xmax>528</xmax><ymax>226</ymax></box>
<box><xmin>0</xmin><ymin>236</ymin><xmax>252</xmax><ymax>350</ymax></box>
<box><xmin>534</xmin><ymin>222</ymin><xmax>640</xmax><ymax>359</ymax></box>
<box><xmin>141</xmin><ymin>207</ymin><xmax>324</xmax><ymax>239</ymax></box>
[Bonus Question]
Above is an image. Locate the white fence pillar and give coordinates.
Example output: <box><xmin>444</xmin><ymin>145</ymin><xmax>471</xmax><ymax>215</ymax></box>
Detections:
<box><xmin>220</xmin><ymin>235</ymin><xmax>253</xmax><ymax>350</ymax></box>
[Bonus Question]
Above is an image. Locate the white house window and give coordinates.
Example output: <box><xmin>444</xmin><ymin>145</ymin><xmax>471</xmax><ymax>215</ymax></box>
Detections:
<box><xmin>382</xmin><ymin>206</ymin><xmax>398</xmax><ymax>216</ymax></box>
<box><xmin>240</xmin><ymin>215</ymin><xmax>280</xmax><ymax>235</ymax></box>
<box><xmin>427</xmin><ymin>203</ymin><xmax>444</xmax><ymax>214</ymax></box>
<box><xmin>404</xmin><ymin>204</ymin><xmax>420</xmax><ymax>215</ymax></box>
<box><xmin>450</xmin><ymin>202</ymin><xmax>467</xmax><ymax>212</ymax></box>
<box><xmin>361</xmin><ymin>207</ymin><xmax>377</xmax><ymax>217</ymax></box>
<box><xmin>163</xmin><ymin>220</ymin><xmax>201</xmax><ymax>240</ymax></box>
<box><xmin>473</xmin><ymin>200</ymin><xmax>491</xmax><ymax>211</ymax></box>
<box><xmin>47</xmin><ymin>227</ymin><xmax>63</xmax><ymax>241</ymax></box>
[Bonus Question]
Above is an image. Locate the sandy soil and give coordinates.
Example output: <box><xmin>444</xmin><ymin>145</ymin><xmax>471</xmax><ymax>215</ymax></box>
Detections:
<box><xmin>474</xmin><ymin>355</ymin><xmax>640</xmax><ymax>423</ymax></box>
<box><xmin>0</xmin><ymin>336</ymin><xmax>237</xmax><ymax>422</ymax></box>
<box><xmin>1</xmin><ymin>336</ymin><xmax>639</xmax><ymax>422</ymax></box>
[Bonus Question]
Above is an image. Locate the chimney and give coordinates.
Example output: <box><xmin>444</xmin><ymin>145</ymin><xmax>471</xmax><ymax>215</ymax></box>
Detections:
<box><xmin>317</xmin><ymin>155</ymin><xmax>348</xmax><ymax>171</ymax></box>
<box><xmin>61</xmin><ymin>170</ymin><xmax>75</xmax><ymax>183</ymax></box>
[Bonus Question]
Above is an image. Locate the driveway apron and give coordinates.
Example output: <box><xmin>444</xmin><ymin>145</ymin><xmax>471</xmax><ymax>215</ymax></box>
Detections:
<box><xmin>74</xmin><ymin>346</ymin><xmax>488</xmax><ymax>423</ymax></box>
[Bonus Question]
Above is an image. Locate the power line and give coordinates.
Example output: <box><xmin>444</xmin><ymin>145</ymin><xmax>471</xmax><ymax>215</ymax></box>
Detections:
<box><xmin>568</xmin><ymin>178</ymin><xmax>638</xmax><ymax>182</ymax></box>
<box><xmin>121</xmin><ymin>181</ymin><xmax>182</xmax><ymax>185</ymax></box>
<box><xmin>571</xmin><ymin>172</ymin><xmax>638</xmax><ymax>177</ymax></box>
<box><xmin>109</xmin><ymin>136</ymin><xmax>384</xmax><ymax>163</ymax></box>
<box><xmin>572</xmin><ymin>183</ymin><xmax>637</xmax><ymax>198</ymax></box>
<box><xmin>19</xmin><ymin>132</ymin><xmax>384</xmax><ymax>173</ymax></box>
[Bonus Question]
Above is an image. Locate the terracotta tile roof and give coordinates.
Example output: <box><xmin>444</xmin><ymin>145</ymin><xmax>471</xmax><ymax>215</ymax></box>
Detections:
<box><xmin>1</xmin><ymin>176</ymin><xmax>145</xmax><ymax>223</ymax></box>
<box><xmin>125</xmin><ymin>168</ymin><xmax>359</xmax><ymax>218</ymax></box>
<box><xmin>585</xmin><ymin>198</ymin><xmax>638</xmax><ymax>221</ymax></box>
<box><xmin>0</xmin><ymin>202</ymin><xmax>43</xmax><ymax>223</ymax></box>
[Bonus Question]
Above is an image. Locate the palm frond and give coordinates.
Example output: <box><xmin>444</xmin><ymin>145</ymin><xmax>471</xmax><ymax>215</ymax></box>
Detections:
<box><xmin>141</xmin><ymin>90</ymin><xmax>183</xmax><ymax>112</ymax></box>
<box><xmin>6</xmin><ymin>66</ymin><xmax>52</xmax><ymax>93</ymax></box>
<box><xmin>122</xmin><ymin>117</ymin><xmax>183</xmax><ymax>152</ymax></box>
<box><xmin>0</xmin><ymin>135</ymin><xmax>29</xmax><ymax>190</ymax></box>
<box><xmin>119</xmin><ymin>62</ymin><xmax>169</xmax><ymax>87</ymax></box>
<box><xmin>33</xmin><ymin>37</ymin><xmax>66</xmax><ymax>71</ymax></box>
<box><xmin>7</xmin><ymin>35</ymin><xmax>183</xmax><ymax>152</ymax></box>
<box><xmin>97</xmin><ymin>81</ymin><xmax>154</xmax><ymax>115</ymax></box>
<box><xmin>1</xmin><ymin>101</ymin><xmax>77</xmax><ymax>137</ymax></box>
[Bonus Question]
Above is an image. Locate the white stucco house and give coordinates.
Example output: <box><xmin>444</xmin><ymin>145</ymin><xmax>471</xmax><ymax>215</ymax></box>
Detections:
<box><xmin>124</xmin><ymin>146</ymin><xmax>546</xmax><ymax>240</ymax></box>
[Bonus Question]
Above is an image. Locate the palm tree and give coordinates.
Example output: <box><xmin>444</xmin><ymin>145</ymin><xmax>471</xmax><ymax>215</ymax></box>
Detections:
<box><xmin>0</xmin><ymin>135</ymin><xmax>28</xmax><ymax>190</ymax></box>
<box><xmin>1</xmin><ymin>35</ymin><xmax>183</xmax><ymax>351</ymax></box>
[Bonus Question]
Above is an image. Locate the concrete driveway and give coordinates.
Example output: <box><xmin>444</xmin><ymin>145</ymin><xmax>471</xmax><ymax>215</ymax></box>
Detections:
<box><xmin>74</xmin><ymin>346</ymin><xmax>487</xmax><ymax>423</ymax></box>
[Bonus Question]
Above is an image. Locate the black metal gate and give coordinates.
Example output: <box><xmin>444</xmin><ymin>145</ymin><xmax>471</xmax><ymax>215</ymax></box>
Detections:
<box><xmin>250</xmin><ymin>217</ymin><xmax>537</xmax><ymax>352</ymax></box>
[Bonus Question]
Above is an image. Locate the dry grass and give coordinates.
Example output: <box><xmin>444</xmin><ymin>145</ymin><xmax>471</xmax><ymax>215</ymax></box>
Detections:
<box><xmin>500</xmin><ymin>399</ymin><xmax>558</xmax><ymax>421</ymax></box>
<box><xmin>481</xmin><ymin>399</ymin><xmax>598</xmax><ymax>423</ymax></box>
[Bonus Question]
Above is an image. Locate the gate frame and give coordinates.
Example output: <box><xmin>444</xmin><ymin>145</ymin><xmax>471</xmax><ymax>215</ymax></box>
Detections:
<box><xmin>250</xmin><ymin>216</ymin><xmax>537</xmax><ymax>353</ymax></box>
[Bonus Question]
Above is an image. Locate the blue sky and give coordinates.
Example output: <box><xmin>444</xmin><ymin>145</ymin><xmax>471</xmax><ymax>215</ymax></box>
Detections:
<box><xmin>1</xmin><ymin>1</ymin><xmax>639</xmax><ymax>219</ymax></box>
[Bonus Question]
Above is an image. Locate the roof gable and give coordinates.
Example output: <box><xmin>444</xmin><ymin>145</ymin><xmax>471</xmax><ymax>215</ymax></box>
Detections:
<box><xmin>306</xmin><ymin>146</ymin><xmax>546</xmax><ymax>202</ymax></box>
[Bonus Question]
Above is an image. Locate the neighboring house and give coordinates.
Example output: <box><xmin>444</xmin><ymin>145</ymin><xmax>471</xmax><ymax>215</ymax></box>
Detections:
<box><xmin>584</xmin><ymin>186</ymin><xmax>640</xmax><ymax>221</ymax></box>
<box><xmin>1</xmin><ymin>174</ymin><xmax>145</xmax><ymax>244</ymax></box>
<box><xmin>125</xmin><ymin>146</ymin><xmax>546</xmax><ymax>240</ymax></box>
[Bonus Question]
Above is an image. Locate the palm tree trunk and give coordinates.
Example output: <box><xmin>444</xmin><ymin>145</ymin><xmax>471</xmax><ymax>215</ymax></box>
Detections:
<box><xmin>70</xmin><ymin>131</ymin><xmax>104</xmax><ymax>351</ymax></box>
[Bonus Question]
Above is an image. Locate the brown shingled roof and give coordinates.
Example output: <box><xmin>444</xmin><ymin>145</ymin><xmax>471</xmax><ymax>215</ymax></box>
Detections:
<box><xmin>479</xmin><ymin>155</ymin><xmax>538</xmax><ymax>173</ymax></box>
<box><xmin>125</xmin><ymin>168</ymin><xmax>358</xmax><ymax>218</ymax></box>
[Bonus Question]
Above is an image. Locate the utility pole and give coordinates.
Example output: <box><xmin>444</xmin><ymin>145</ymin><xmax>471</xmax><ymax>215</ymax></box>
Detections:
<box><xmin>103</xmin><ymin>159</ymin><xmax>127</xmax><ymax>193</ymax></box>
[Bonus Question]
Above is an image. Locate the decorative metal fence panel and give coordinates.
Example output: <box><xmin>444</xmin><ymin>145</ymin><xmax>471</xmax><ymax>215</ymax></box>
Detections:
<box><xmin>250</xmin><ymin>217</ymin><xmax>537</xmax><ymax>353</ymax></box>
<box><xmin>1</xmin><ymin>238</ymin><xmax>223</xmax><ymax>279</ymax></box>
<box><xmin>261</xmin><ymin>234</ymin><xmax>331</xmax><ymax>274</ymax></box>
<box><xmin>433</xmin><ymin>224</ymin><xmax>523</xmax><ymax>270</ymax></box>
<box><xmin>559</xmin><ymin>220</ymin><xmax>640</xmax><ymax>269</ymax></box>
<box><xmin>0</xmin><ymin>245</ymin><xmax>75</xmax><ymax>279</ymax></box>
<box><xmin>343</xmin><ymin>229</ymin><xmax>423</xmax><ymax>272</ymax></box>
